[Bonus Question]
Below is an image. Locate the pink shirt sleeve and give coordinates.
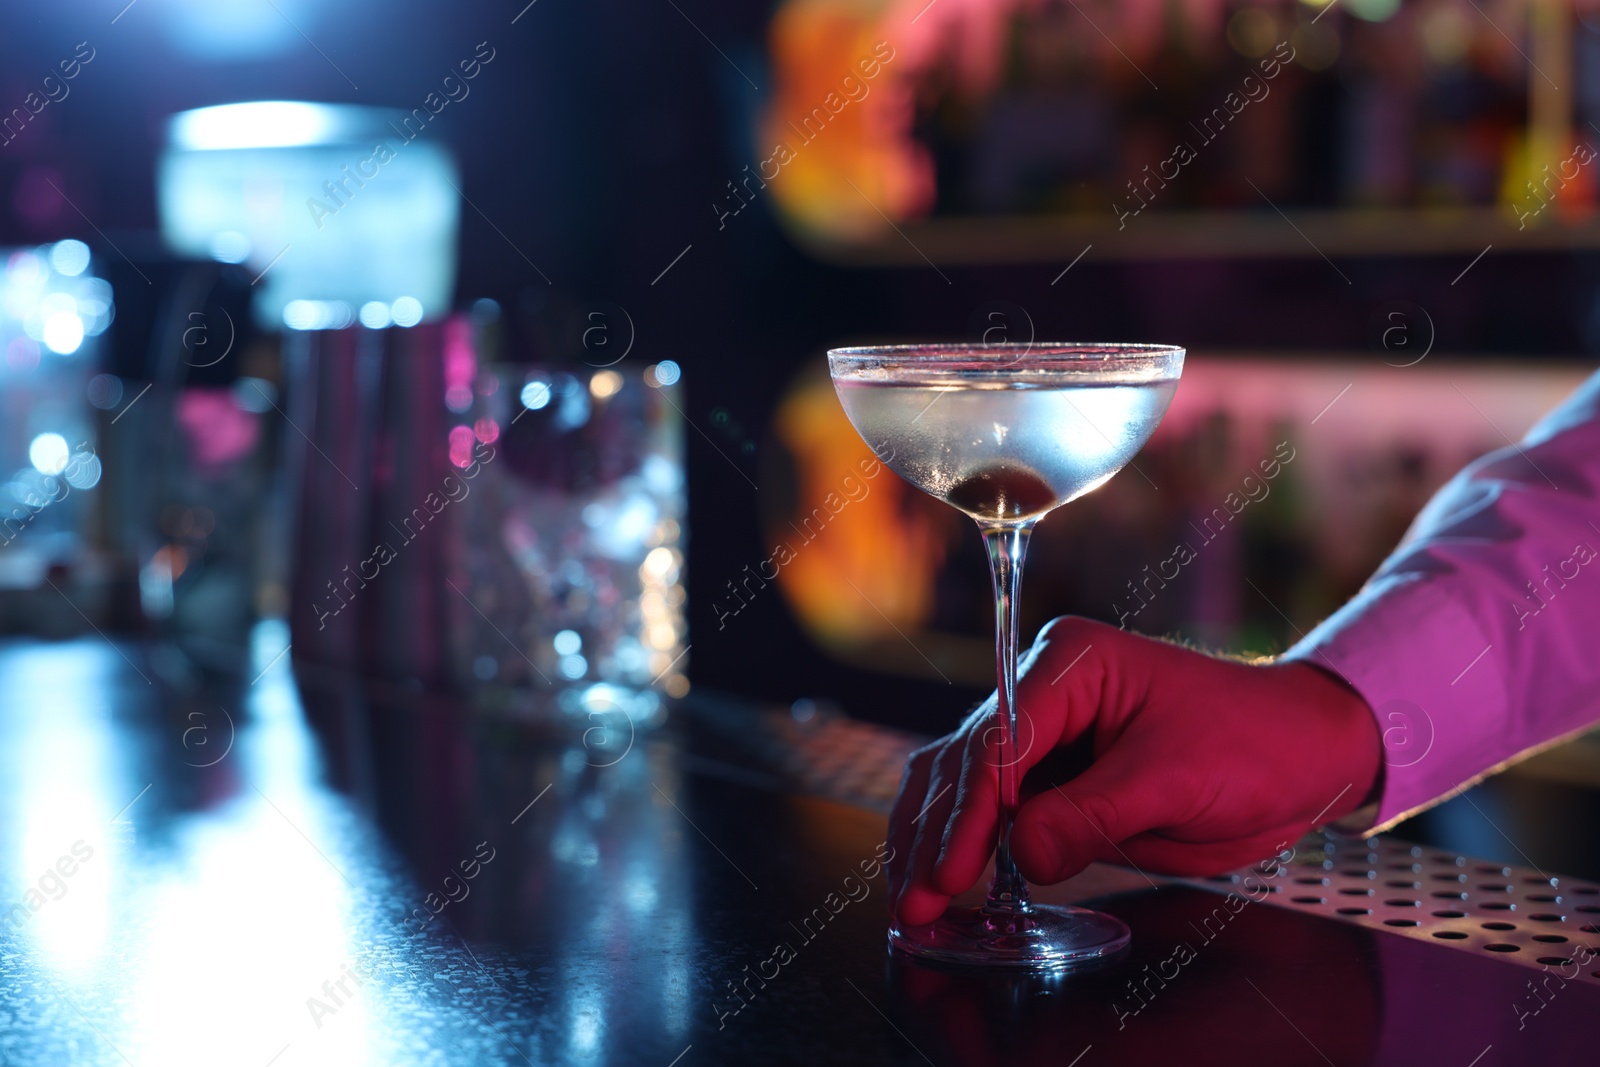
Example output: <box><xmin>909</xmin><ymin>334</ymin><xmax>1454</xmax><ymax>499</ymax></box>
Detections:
<box><xmin>1282</xmin><ymin>369</ymin><xmax>1600</xmax><ymax>832</ymax></box>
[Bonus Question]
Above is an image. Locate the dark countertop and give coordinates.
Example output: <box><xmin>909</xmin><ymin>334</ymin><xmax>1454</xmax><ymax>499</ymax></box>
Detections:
<box><xmin>0</xmin><ymin>631</ymin><xmax>1594</xmax><ymax>1066</ymax></box>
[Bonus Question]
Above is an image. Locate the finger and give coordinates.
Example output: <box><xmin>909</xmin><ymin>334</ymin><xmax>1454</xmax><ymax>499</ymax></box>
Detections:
<box><xmin>1009</xmin><ymin>744</ymin><xmax>1185</xmax><ymax>884</ymax></box>
<box><xmin>928</xmin><ymin>697</ymin><xmax>1011</xmax><ymax>895</ymax></box>
<box><xmin>884</xmin><ymin>743</ymin><xmax>938</xmax><ymax>901</ymax></box>
<box><xmin>931</xmin><ymin>620</ymin><xmax>1120</xmax><ymax>892</ymax></box>
<box><xmin>929</xmin><ymin>710</ymin><xmax>1001</xmax><ymax>895</ymax></box>
<box><xmin>895</xmin><ymin>740</ymin><xmax>965</xmax><ymax>926</ymax></box>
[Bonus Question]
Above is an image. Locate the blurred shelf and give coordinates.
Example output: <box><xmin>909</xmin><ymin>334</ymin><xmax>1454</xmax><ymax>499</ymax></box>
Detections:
<box><xmin>795</xmin><ymin>208</ymin><xmax>1600</xmax><ymax>268</ymax></box>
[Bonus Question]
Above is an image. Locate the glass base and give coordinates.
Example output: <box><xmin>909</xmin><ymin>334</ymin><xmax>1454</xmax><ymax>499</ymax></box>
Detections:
<box><xmin>889</xmin><ymin>903</ymin><xmax>1130</xmax><ymax>972</ymax></box>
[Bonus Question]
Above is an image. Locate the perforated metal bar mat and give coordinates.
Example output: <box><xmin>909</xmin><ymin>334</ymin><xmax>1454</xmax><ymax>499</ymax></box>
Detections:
<box><xmin>686</xmin><ymin>697</ymin><xmax>913</xmax><ymax>813</ymax></box>
<box><xmin>1198</xmin><ymin>834</ymin><xmax>1600</xmax><ymax>981</ymax></box>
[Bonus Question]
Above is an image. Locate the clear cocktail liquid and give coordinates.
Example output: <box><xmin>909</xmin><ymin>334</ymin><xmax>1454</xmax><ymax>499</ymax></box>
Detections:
<box><xmin>836</xmin><ymin>378</ymin><xmax>1177</xmax><ymax>523</ymax></box>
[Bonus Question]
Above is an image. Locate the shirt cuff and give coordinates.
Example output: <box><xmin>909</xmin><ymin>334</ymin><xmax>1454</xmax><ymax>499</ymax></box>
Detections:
<box><xmin>1279</xmin><ymin>572</ymin><xmax>1510</xmax><ymax>833</ymax></box>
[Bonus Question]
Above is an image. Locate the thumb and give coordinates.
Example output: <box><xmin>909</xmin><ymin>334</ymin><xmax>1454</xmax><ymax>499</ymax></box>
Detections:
<box><xmin>1009</xmin><ymin>744</ymin><xmax>1181</xmax><ymax>884</ymax></box>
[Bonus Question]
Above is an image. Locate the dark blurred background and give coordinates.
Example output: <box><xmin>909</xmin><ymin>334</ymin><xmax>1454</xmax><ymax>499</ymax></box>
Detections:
<box><xmin>2</xmin><ymin>10</ymin><xmax>1599</xmax><ymax>1064</ymax></box>
<box><xmin>1</xmin><ymin>0</ymin><xmax>1598</xmax><ymax>761</ymax></box>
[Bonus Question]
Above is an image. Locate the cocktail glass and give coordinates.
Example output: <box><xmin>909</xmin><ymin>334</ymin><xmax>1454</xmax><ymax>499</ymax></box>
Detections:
<box><xmin>828</xmin><ymin>342</ymin><xmax>1184</xmax><ymax>970</ymax></box>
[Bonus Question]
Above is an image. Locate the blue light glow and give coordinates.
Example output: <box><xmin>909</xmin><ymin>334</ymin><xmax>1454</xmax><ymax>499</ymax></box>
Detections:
<box><xmin>162</xmin><ymin>103</ymin><xmax>460</xmax><ymax>331</ymax></box>
<box><xmin>390</xmin><ymin>297</ymin><xmax>423</xmax><ymax>328</ymax></box>
<box><xmin>282</xmin><ymin>300</ymin><xmax>354</xmax><ymax>332</ymax></box>
<box><xmin>28</xmin><ymin>434</ymin><xmax>69</xmax><ymax>476</ymax></box>
<box><xmin>169</xmin><ymin>102</ymin><xmax>348</xmax><ymax>151</ymax></box>
<box><xmin>209</xmin><ymin>231</ymin><xmax>250</xmax><ymax>264</ymax></box>
<box><xmin>49</xmin><ymin>241</ymin><xmax>90</xmax><ymax>277</ymax></box>
<box><xmin>521</xmin><ymin>379</ymin><xmax>552</xmax><ymax>410</ymax></box>
<box><xmin>358</xmin><ymin>302</ymin><xmax>392</xmax><ymax>329</ymax></box>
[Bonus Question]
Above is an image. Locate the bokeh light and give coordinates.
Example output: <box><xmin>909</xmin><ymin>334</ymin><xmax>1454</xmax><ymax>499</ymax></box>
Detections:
<box><xmin>447</xmin><ymin>425</ymin><xmax>477</xmax><ymax>468</ymax></box>
<box><xmin>87</xmin><ymin>374</ymin><xmax>124</xmax><ymax>410</ymax></box>
<box><xmin>390</xmin><ymin>296</ymin><xmax>423</xmax><ymax>328</ymax></box>
<box><xmin>358</xmin><ymin>301</ymin><xmax>392</xmax><ymax>329</ymax></box>
<box><xmin>28</xmin><ymin>433</ymin><xmax>70</xmax><ymax>476</ymax></box>
<box><xmin>282</xmin><ymin>300</ymin><xmax>354</xmax><ymax>331</ymax></box>
<box><xmin>521</xmin><ymin>379</ymin><xmax>552</xmax><ymax>410</ymax></box>
<box><xmin>42</xmin><ymin>314</ymin><xmax>84</xmax><ymax>355</ymax></box>
<box><xmin>63</xmin><ymin>452</ymin><xmax>102</xmax><ymax>490</ymax></box>
<box><xmin>48</xmin><ymin>240</ymin><xmax>90</xmax><ymax>277</ymax></box>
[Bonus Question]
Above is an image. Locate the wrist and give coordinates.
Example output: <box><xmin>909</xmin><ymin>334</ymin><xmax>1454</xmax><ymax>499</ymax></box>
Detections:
<box><xmin>1278</xmin><ymin>661</ymin><xmax>1384</xmax><ymax>825</ymax></box>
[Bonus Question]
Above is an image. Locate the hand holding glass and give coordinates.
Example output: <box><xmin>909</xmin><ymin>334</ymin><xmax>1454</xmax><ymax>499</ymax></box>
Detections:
<box><xmin>828</xmin><ymin>343</ymin><xmax>1184</xmax><ymax>970</ymax></box>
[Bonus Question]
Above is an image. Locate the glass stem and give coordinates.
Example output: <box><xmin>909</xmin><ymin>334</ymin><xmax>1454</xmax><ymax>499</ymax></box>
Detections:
<box><xmin>980</xmin><ymin>522</ymin><xmax>1033</xmax><ymax>920</ymax></box>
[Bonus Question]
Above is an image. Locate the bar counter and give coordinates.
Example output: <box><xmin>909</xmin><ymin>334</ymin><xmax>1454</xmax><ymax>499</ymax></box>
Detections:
<box><xmin>0</xmin><ymin>633</ymin><xmax>1593</xmax><ymax>1066</ymax></box>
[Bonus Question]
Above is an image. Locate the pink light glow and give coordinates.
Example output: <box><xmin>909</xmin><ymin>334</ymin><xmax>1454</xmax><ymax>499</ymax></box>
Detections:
<box><xmin>443</xmin><ymin>315</ymin><xmax>476</xmax><ymax>390</ymax></box>
<box><xmin>175</xmin><ymin>388</ymin><xmax>261</xmax><ymax>471</ymax></box>
<box><xmin>447</xmin><ymin>424</ymin><xmax>476</xmax><ymax>469</ymax></box>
